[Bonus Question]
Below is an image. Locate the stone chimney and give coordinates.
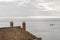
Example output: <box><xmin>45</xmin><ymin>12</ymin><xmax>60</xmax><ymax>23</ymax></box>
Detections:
<box><xmin>22</xmin><ymin>21</ymin><xmax>26</xmax><ymax>31</ymax></box>
<box><xmin>10</xmin><ymin>21</ymin><xmax>13</xmax><ymax>27</ymax></box>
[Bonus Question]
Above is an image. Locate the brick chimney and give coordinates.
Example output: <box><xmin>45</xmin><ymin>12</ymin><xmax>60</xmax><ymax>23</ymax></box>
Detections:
<box><xmin>10</xmin><ymin>21</ymin><xmax>13</xmax><ymax>27</ymax></box>
<box><xmin>22</xmin><ymin>21</ymin><xmax>26</xmax><ymax>31</ymax></box>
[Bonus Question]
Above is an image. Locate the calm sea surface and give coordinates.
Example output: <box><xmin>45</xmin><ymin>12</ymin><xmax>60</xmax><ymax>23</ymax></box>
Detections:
<box><xmin>0</xmin><ymin>18</ymin><xmax>60</xmax><ymax>40</ymax></box>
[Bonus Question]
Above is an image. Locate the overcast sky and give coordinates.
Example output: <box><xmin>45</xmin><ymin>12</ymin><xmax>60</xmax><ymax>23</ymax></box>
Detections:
<box><xmin>0</xmin><ymin>0</ymin><xmax>60</xmax><ymax>17</ymax></box>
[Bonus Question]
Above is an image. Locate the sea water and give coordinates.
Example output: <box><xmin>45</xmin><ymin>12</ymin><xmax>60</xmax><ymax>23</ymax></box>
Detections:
<box><xmin>0</xmin><ymin>18</ymin><xmax>60</xmax><ymax>40</ymax></box>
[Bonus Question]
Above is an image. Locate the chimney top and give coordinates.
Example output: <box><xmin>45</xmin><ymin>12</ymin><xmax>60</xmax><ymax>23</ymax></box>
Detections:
<box><xmin>23</xmin><ymin>21</ymin><xmax>25</xmax><ymax>24</ymax></box>
<box><xmin>22</xmin><ymin>21</ymin><xmax>26</xmax><ymax>31</ymax></box>
<box><xmin>10</xmin><ymin>21</ymin><xmax>13</xmax><ymax>27</ymax></box>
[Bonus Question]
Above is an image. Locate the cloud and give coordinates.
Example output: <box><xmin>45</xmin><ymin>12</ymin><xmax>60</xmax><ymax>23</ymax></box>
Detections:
<box><xmin>0</xmin><ymin>0</ymin><xmax>17</xmax><ymax>2</ymax></box>
<box><xmin>0</xmin><ymin>0</ymin><xmax>59</xmax><ymax>11</ymax></box>
<box><xmin>17</xmin><ymin>0</ymin><xmax>57</xmax><ymax>11</ymax></box>
<box><xmin>0</xmin><ymin>16</ymin><xmax>60</xmax><ymax>19</ymax></box>
<box><xmin>28</xmin><ymin>16</ymin><xmax>60</xmax><ymax>18</ymax></box>
<box><xmin>0</xmin><ymin>0</ymin><xmax>59</xmax><ymax>16</ymax></box>
<box><xmin>17</xmin><ymin>0</ymin><xmax>30</xmax><ymax>7</ymax></box>
<box><xmin>34</xmin><ymin>2</ymin><xmax>55</xmax><ymax>11</ymax></box>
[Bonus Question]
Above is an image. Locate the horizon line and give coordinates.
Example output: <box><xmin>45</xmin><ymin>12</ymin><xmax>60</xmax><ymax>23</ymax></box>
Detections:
<box><xmin>0</xmin><ymin>16</ymin><xmax>60</xmax><ymax>19</ymax></box>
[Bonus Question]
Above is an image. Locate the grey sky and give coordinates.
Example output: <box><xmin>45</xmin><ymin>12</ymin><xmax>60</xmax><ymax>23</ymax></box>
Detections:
<box><xmin>0</xmin><ymin>0</ymin><xmax>60</xmax><ymax>17</ymax></box>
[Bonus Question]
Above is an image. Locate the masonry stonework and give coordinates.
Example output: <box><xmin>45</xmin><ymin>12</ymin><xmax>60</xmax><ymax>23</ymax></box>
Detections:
<box><xmin>0</xmin><ymin>21</ymin><xmax>42</xmax><ymax>40</ymax></box>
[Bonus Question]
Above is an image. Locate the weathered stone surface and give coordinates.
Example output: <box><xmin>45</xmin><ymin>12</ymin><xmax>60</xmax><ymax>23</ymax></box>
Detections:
<box><xmin>0</xmin><ymin>22</ymin><xmax>42</xmax><ymax>40</ymax></box>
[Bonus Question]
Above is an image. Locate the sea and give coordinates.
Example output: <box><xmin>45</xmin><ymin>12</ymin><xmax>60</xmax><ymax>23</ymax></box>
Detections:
<box><xmin>0</xmin><ymin>18</ymin><xmax>60</xmax><ymax>40</ymax></box>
